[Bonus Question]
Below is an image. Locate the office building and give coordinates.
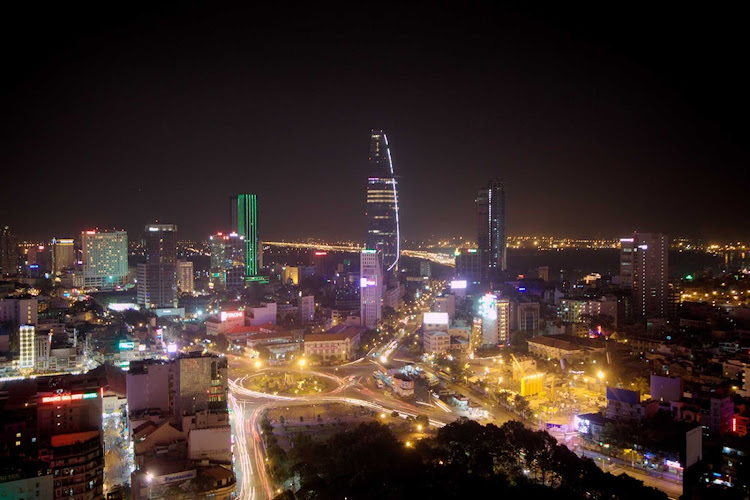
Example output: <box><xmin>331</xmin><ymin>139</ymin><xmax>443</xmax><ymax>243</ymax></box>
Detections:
<box><xmin>365</xmin><ymin>129</ymin><xmax>400</xmax><ymax>281</ymax></box>
<box><xmin>620</xmin><ymin>233</ymin><xmax>669</xmax><ymax>320</ymax></box>
<box><xmin>476</xmin><ymin>179</ymin><xmax>507</xmax><ymax>282</ymax></box>
<box><xmin>177</xmin><ymin>260</ymin><xmax>194</xmax><ymax>294</ymax></box>
<box><xmin>231</xmin><ymin>194</ymin><xmax>265</xmax><ymax>283</ymax></box>
<box><xmin>138</xmin><ymin>224</ymin><xmax>177</xmax><ymax>309</ymax></box>
<box><xmin>26</xmin><ymin>245</ymin><xmax>52</xmax><ymax>276</ymax></box>
<box><xmin>420</xmin><ymin>261</ymin><xmax>431</xmax><ymax>278</ymax></box>
<box><xmin>511</xmin><ymin>301</ymin><xmax>540</xmax><ymax>336</ymax></box>
<box><xmin>51</xmin><ymin>238</ymin><xmax>75</xmax><ymax>274</ymax></box>
<box><xmin>360</xmin><ymin>250</ymin><xmax>382</xmax><ymax>328</ymax></box>
<box><xmin>81</xmin><ymin>229</ymin><xmax>128</xmax><ymax>289</ymax></box>
<box><xmin>0</xmin><ymin>225</ymin><xmax>17</xmax><ymax>276</ymax></box>
<box><xmin>478</xmin><ymin>294</ymin><xmax>510</xmax><ymax>346</ymax></box>
<box><xmin>454</xmin><ymin>248</ymin><xmax>482</xmax><ymax>287</ymax></box>
<box><xmin>209</xmin><ymin>232</ymin><xmax>245</xmax><ymax>290</ymax></box>
<box><xmin>538</xmin><ymin>266</ymin><xmax>549</xmax><ymax>282</ymax></box>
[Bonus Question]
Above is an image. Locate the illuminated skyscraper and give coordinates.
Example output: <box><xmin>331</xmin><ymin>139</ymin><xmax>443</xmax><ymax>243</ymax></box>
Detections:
<box><xmin>81</xmin><ymin>230</ymin><xmax>128</xmax><ymax>289</ymax></box>
<box><xmin>360</xmin><ymin>250</ymin><xmax>382</xmax><ymax>328</ymax></box>
<box><xmin>137</xmin><ymin>224</ymin><xmax>177</xmax><ymax>309</ymax></box>
<box><xmin>620</xmin><ymin>233</ymin><xmax>668</xmax><ymax>320</ymax></box>
<box><xmin>476</xmin><ymin>179</ymin><xmax>507</xmax><ymax>282</ymax></box>
<box><xmin>365</xmin><ymin>129</ymin><xmax>400</xmax><ymax>280</ymax></box>
<box><xmin>51</xmin><ymin>237</ymin><xmax>75</xmax><ymax>274</ymax></box>
<box><xmin>231</xmin><ymin>194</ymin><xmax>266</xmax><ymax>284</ymax></box>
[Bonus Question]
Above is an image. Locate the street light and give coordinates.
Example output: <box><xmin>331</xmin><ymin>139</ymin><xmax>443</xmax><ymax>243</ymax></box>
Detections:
<box><xmin>299</xmin><ymin>358</ymin><xmax>306</xmax><ymax>368</ymax></box>
<box><xmin>254</xmin><ymin>360</ymin><xmax>261</xmax><ymax>368</ymax></box>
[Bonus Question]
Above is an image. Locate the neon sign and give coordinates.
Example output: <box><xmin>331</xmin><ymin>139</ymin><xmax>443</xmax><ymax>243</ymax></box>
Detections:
<box><xmin>41</xmin><ymin>392</ymin><xmax>98</xmax><ymax>404</ymax></box>
<box><xmin>220</xmin><ymin>311</ymin><xmax>244</xmax><ymax>322</ymax></box>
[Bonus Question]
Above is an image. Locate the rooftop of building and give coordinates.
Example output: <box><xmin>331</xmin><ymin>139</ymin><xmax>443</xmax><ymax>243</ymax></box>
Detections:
<box><xmin>527</xmin><ymin>334</ymin><xmax>607</xmax><ymax>351</ymax></box>
<box><xmin>306</xmin><ymin>326</ymin><xmax>367</xmax><ymax>342</ymax></box>
<box><xmin>51</xmin><ymin>430</ymin><xmax>100</xmax><ymax>447</ymax></box>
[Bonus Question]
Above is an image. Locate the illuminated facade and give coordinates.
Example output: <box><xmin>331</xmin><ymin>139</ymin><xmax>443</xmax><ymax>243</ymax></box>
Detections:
<box><xmin>478</xmin><ymin>294</ymin><xmax>510</xmax><ymax>346</ymax></box>
<box><xmin>18</xmin><ymin>325</ymin><xmax>35</xmax><ymax>371</ymax></box>
<box><xmin>209</xmin><ymin>232</ymin><xmax>246</xmax><ymax>290</ymax></box>
<box><xmin>138</xmin><ymin>224</ymin><xmax>178</xmax><ymax>309</ymax></box>
<box><xmin>81</xmin><ymin>230</ymin><xmax>128</xmax><ymax>289</ymax></box>
<box><xmin>360</xmin><ymin>250</ymin><xmax>382</xmax><ymax>328</ymax></box>
<box><xmin>231</xmin><ymin>194</ymin><xmax>266</xmax><ymax>283</ymax></box>
<box><xmin>365</xmin><ymin>129</ymin><xmax>400</xmax><ymax>280</ymax></box>
<box><xmin>476</xmin><ymin>179</ymin><xmax>507</xmax><ymax>281</ymax></box>
<box><xmin>177</xmin><ymin>260</ymin><xmax>194</xmax><ymax>294</ymax></box>
<box><xmin>620</xmin><ymin>233</ymin><xmax>668</xmax><ymax>320</ymax></box>
<box><xmin>51</xmin><ymin>237</ymin><xmax>75</xmax><ymax>274</ymax></box>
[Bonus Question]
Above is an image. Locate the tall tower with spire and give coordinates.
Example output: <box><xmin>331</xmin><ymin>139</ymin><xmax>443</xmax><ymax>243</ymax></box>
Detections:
<box><xmin>365</xmin><ymin>129</ymin><xmax>400</xmax><ymax>280</ymax></box>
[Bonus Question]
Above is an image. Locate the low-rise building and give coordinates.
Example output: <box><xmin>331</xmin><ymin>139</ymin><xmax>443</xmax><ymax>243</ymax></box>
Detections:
<box><xmin>304</xmin><ymin>326</ymin><xmax>365</xmax><ymax>362</ymax></box>
<box><xmin>423</xmin><ymin>330</ymin><xmax>450</xmax><ymax>354</ymax></box>
<box><xmin>391</xmin><ymin>372</ymin><xmax>414</xmax><ymax>398</ymax></box>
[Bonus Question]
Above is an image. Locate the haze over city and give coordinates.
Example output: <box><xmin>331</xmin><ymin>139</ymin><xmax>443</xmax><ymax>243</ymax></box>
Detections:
<box><xmin>1</xmin><ymin>3</ymin><xmax>748</xmax><ymax>241</ymax></box>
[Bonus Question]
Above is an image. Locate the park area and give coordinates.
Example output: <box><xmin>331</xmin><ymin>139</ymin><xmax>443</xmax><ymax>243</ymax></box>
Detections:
<box><xmin>245</xmin><ymin>371</ymin><xmax>334</xmax><ymax>395</ymax></box>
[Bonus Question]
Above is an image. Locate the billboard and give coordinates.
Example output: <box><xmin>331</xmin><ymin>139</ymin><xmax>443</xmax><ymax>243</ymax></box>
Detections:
<box><xmin>423</xmin><ymin>312</ymin><xmax>449</xmax><ymax>325</ymax></box>
<box><xmin>450</xmin><ymin>280</ymin><xmax>467</xmax><ymax>289</ymax></box>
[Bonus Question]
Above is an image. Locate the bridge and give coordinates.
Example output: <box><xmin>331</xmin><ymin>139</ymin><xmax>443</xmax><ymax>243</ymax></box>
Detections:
<box><xmin>264</xmin><ymin>241</ymin><xmax>455</xmax><ymax>267</ymax></box>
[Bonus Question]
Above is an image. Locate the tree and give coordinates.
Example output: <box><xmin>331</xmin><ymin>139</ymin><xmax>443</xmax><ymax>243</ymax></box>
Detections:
<box><xmin>214</xmin><ymin>333</ymin><xmax>230</xmax><ymax>352</ymax></box>
<box><xmin>514</xmin><ymin>394</ymin><xmax>530</xmax><ymax>418</ymax></box>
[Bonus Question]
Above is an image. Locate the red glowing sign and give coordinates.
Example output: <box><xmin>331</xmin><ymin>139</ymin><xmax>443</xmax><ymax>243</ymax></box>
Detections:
<box><xmin>314</xmin><ymin>251</ymin><xmax>328</xmax><ymax>256</ymax></box>
<box><xmin>41</xmin><ymin>392</ymin><xmax>98</xmax><ymax>404</ymax></box>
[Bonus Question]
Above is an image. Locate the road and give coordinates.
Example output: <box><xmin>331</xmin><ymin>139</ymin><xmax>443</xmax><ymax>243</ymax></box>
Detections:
<box><xmin>228</xmin><ymin>283</ymin><xmax>680</xmax><ymax>500</ymax></box>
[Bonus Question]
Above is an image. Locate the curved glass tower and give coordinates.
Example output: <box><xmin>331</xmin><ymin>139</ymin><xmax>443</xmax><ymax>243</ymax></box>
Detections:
<box><xmin>365</xmin><ymin>129</ymin><xmax>400</xmax><ymax>277</ymax></box>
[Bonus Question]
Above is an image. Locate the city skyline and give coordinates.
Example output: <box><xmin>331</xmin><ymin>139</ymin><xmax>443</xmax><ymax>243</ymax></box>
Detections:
<box><xmin>1</xmin><ymin>4</ymin><xmax>748</xmax><ymax>242</ymax></box>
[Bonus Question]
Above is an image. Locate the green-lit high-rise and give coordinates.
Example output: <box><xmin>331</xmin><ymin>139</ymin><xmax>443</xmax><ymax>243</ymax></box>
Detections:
<box><xmin>231</xmin><ymin>194</ymin><xmax>266</xmax><ymax>283</ymax></box>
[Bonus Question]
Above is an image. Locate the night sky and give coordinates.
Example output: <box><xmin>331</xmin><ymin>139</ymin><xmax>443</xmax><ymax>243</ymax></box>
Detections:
<box><xmin>1</xmin><ymin>3</ymin><xmax>747</xmax><ymax>242</ymax></box>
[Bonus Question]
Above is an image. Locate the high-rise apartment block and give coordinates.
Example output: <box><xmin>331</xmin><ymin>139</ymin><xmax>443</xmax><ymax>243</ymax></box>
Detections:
<box><xmin>365</xmin><ymin>129</ymin><xmax>400</xmax><ymax>281</ymax></box>
<box><xmin>360</xmin><ymin>250</ymin><xmax>382</xmax><ymax>328</ymax></box>
<box><xmin>80</xmin><ymin>230</ymin><xmax>128</xmax><ymax>289</ymax></box>
<box><xmin>620</xmin><ymin>233</ymin><xmax>668</xmax><ymax>320</ymax></box>
<box><xmin>476</xmin><ymin>179</ymin><xmax>507</xmax><ymax>282</ymax></box>
<box><xmin>137</xmin><ymin>224</ymin><xmax>177</xmax><ymax>309</ymax></box>
<box><xmin>231</xmin><ymin>194</ymin><xmax>266</xmax><ymax>283</ymax></box>
<box><xmin>177</xmin><ymin>260</ymin><xmax>194</xmax><ymax>294</ymax></box>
